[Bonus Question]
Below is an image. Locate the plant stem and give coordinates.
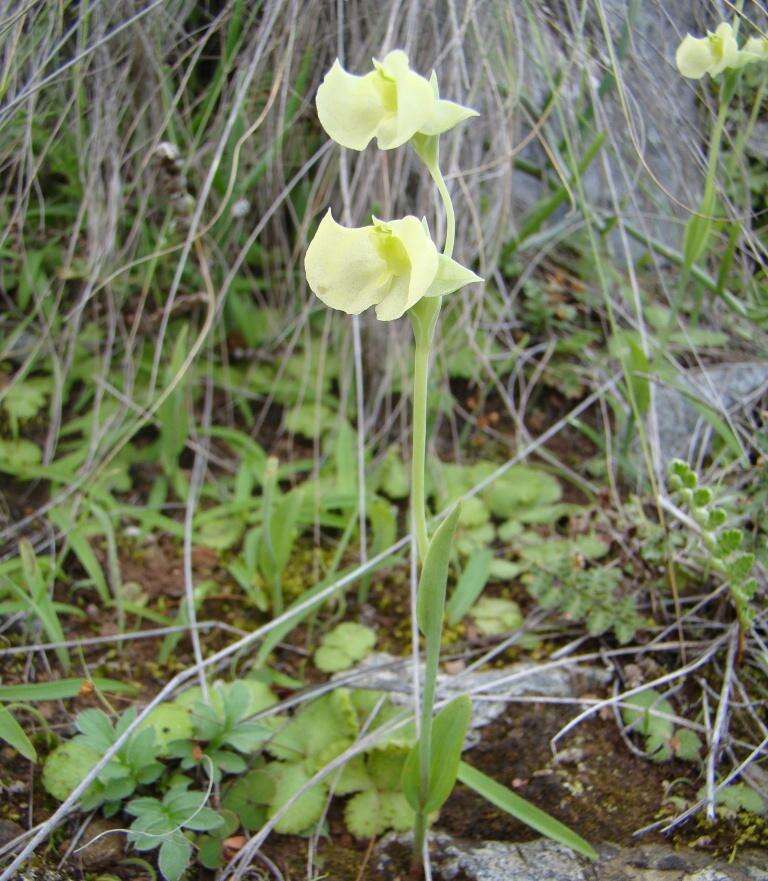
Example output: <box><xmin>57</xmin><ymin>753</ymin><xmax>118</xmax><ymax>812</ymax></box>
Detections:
<box><xmin>411</xmin><ymin>335</ymin><xmax>431</xmax><ymax>563</ymax></box>
<box><xmin>426</xmin><ymin>158</ymin><xmax>455</xmax><ymax>259</ymax></box>
<box><xmin>407</xmin><ymin>137</ymin><xmax>458</xmax><ymax>875</ymax></box>
<box><xmin>413</xmin><ymin>591</ymin><xmax>441</xmax><ymax>863</ymax></box>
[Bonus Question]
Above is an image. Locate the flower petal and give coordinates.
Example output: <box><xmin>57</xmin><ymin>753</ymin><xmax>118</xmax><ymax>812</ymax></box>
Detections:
<box><xmin>676</xmin><ymin>34</ymin><xmax>713</xmax><ymax>79</ymax></box>
<box><xmin>383</xmin><ymin>216</ymin><xmax>439</xmax><ymax>315</ymax></box>
<box><xmin>374</xmin><ymin>274</ymin><xmax>412</xmax><ymax>321</ymax></box>
<box><xmin>419</xmin><ymin>99</ymin><xmax>479</xmax><ymax>137</ymax></box>
<box><xmin>425</xmin><ymin>254</ymin><xmax>482</xmax><ymax>298</ymax></box>
<box><xmin>737</xmin><ymin>36</ymin><xmax>768</xmax><ymax>66</ymax></box>
<box><xmin>710</xmin><ymin>23</ymin><xmax>739</xmax><ymax>75</ymax></box>
<box><xmin>305</xmin><ymin>210</ymin><xmax>388</xmax><ymax>314</ymax></box>
<box><xmin>316</xmin><ymin>61</ymin><xmax>386</xmax><ymax>150</ymax></box>
<box><xmin>375</xmin><ymin>51</ymin><xmax>436</xmax><ymax>149</ymax></box>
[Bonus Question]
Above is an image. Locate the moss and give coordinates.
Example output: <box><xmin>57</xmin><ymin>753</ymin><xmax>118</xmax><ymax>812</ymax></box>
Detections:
<box><xmin>672</xmin><ymin>810</ymin><xmax>768</xmax><ymax>858</ymax></box>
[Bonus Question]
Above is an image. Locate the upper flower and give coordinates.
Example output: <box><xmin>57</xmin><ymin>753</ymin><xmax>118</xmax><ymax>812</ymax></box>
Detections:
<box><xmin>305</xmin><ymin>210</ymin><xmax>481</xmax><ymax>321</ymax></box>
<box><xmin>675</xmin><ymin>22</ymin><xmax>740</xmax><ymax>78</ymax></box>
<box><xmin>738</xmin><ymin>36</ymin><xmax>768</xmax><ymax>66</ymax></box>
<box><xmin>315</xmin><ymin>50</ymin><xmax>478</xmax><ymax>151</ymax></box>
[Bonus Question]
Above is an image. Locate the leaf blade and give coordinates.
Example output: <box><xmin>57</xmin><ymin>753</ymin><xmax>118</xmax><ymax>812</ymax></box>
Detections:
<box><xmin>457</xmin><ymin>761</ymin><xmax>597</xmax><ymax>860</ymax></box>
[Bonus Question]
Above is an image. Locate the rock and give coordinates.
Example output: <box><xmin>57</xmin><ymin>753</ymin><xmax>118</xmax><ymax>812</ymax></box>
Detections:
<box><xmin>339</xmin><ymin>652</ymin><xmax>610</xmax><ymax>734</ymax></box>
<box><xmin>651</xmin><ymin>362</ymin><xmax>768</xmax><ymax>465</ymax></box>
<box><xmin>0</xmin><ymin>818</ymin><xmax>24</xmax><ymax>848</ymax></box>
<box><xmin>377</xmin><ymin>835</ymin><xmax>768</xmax><ymax>881</ymax></box>
<box><xmin>747</xmin><ymin>121</ymin><xmax>768</xmax><ymax>162</ymax></box>
<box><xmin>499</xmin><ymin>1</ymin><xmax>704</xmax><ymax>253</ymax></box>
<box><xmin>74</xmin><ymin>818</ymin><xmax>125</xmax><ymax>870</ymax></box>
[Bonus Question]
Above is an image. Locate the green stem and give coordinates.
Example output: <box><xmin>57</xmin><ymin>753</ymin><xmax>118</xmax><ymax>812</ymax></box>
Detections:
<box><xmin>407</xmin><ymin>136</ymin><xmax>458</xmax><ymax>875</ymax></box>
<box><xmin>426</xmin><ymin>157</ymin><xmax>456</xmax><ymax>259</ymax></box>
<box><xmin>412</xmin><ymin>811</ymin><xmax>428</xmax><ymax>870</ymax></box>
<box><xmin>411</xmin><ymin>335</ymin><xmax>431</xmax><ymax>562</ymax></box>
<box><xmin>414</xmin><ymin>601</ymin><xmax>441</xmax><ymax>856</ymax></box>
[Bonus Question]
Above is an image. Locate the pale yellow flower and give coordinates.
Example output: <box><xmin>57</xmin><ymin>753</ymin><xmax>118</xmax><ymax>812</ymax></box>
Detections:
<box><xmin>315</xmin><ymin>50</ymin><xmax>477</xmax><ymax>151</ymax></box>
<box><xmin>305</xmin><ymin>210</ymin><xmax>481</xmax><ymax>321</ymax></box>
<box><xmin>735</xmin><ymin>35</ymin><xmax>768</xmax><ymax>67</ymax></box>
<box><xmin>676</xmin><ymin>22</ymin><xmax>739</xmax><ymax>79</ymax></box>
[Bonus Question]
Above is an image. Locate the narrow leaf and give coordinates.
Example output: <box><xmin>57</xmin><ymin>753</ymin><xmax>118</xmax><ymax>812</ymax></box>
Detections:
<box><xmin>457</xmin><ymin>761</ymin><xmax>597</xmax><ymax>860</ymax></box>
<box><xmin>446</xmin><ymin>549</ymin><xmax>493</xmax><ymax>625</ymax></box>
<box><xmin>417</xmin><ymin>505</ymin><xmax>461</xmax><ymax>643</ymax></box>
<box><xmin>0</xmin><ymin>678</ymin><xmax>136</xmax><ymax>702</ymax></box>
<box><xmin>424</xmin><ymin>695</ymin><xmax>472</xmax><ymax>813</ymax></box>
<box><xmin>0</xmin><ymin>705</ymin><xmax>37</xmax><ymax>761</ymax></box>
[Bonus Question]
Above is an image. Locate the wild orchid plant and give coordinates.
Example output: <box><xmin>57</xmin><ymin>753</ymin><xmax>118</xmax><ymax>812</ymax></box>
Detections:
<box><xmin>305</xmin><ymin>50</ymin><xmax>479</xmax><ymax>864</ymax></box>
<box><xmin>305</xmin><ymin>50</ymin><xmax>596</xmax><ymax>871</ymax></box>
<box><xmin>674</xmin><ymin>20</ymin><xmax>768</xmax><ymax>316</ymax></box>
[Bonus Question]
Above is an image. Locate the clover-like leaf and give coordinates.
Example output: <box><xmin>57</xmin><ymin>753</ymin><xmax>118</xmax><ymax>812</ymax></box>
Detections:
<box><xmin>314</xmin><ymin>622</ymin><xmax>377</xmax><ymax>673</ymax></box>
<box><xmin>268</xmin><ymin>763</ymin><xmax>328</xmax><ymax>834</ymax></box>
<box><xmin>42</xmin><ymin>740</ymin><xmax>102</xmax><ymax>802</ymax></box>
<box><xmin>469</xmin><ymin>597</ymin><xmax>523</xmax><ymax>636</ymax></box>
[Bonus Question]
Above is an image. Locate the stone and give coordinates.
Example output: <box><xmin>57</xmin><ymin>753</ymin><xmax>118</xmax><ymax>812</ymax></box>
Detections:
<box><xmin>499</xmin><ymin>1</ymin><xmax>704</xmax><ymax>253</ymax></box>
<box><xmin>650</xmin><ymin>362</ymin><xmax>768</xmax><ymax>465</ymax></box>
<box><xmin>338</xmin><ymin>652</ymin><xmax>610</xmax><ymax>734</ymax></box>
<box><xmin>73</xmin><ymin>818</ymin><xmax>125</xmax><ymax>870</ymax></box>
<box><xmin>377</xmin><ymin>834</ymin><xmax>768</xmax><ymax>881</ymax></box>
<box><xmin>0</xmin><ymin>818</ymin><xmax>24</xmax><ymax>849</ymax></box>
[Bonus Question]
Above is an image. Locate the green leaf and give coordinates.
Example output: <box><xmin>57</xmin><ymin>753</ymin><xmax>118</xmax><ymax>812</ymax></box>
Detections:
<box><xmin>683</xmin><ymin>186</ymin><xmax>715</xmax><ymax>269</ymax></box>
<box><xmin>446</xmin><ymin>549</ymin><xmax>493</xmax><ymax>626</ymax></box>
<box><xmin>42</xmin><ymin>741</ymin><xmax>102</xmax><ymax>801</ymax></box>
<box><xmin>314</xmin><ymin>622</ymin><xmax>376</xmax><ymax>672</ymax></box>
<box><xmin>377</xmin><ymin>446</ymin><xmax>409</xmax><ymax>500</ymax></box>
<box><xmin>610</xmin><ymin>331</ymin><xmax>650</xmax><ymax>416</ymax></box>
<box><xmin>158</xmin><ymin>832</ymin><xmax>192</xmax><ymax>881</ymax></box>
<box><xmin>0</xmin><ymin>705</ymin><xmax>36</xmax><ymax>761</ymax></box>
<box><xmin>222</xmin><ymin>769</ymin><xmax>274</xmax><ymax>831</ymax></box>
<box><xmin>268</xmin><ymin>763</ymin><xmax>327</xmax><ymax>834</ymax></box>
<box><xmin>417</xmin><ymin>506</ymin><xmax>461</xmax><ymax>643</ymax></box>
<box><xmin>139</xmin><ymin>704</ymin><xmax>193</xmax><ymax>754</ymax></box>
<box><xmin>423</xmin><ymin>696</ymin><xmax>472</xmax><ymax>813</ymax></box>
<box><xmin>674</xmin><ymin>729</ymin><xmax>703</xmax><ymax>761</ymax></box>
<box><xmin>711</xmin><ymin>783</ymin><xmax>765</xmax><ymax>815</ymax></box>
<box><xmin>621</xmin><ymin>689</ymin><xmax>675</xmax><ymax>741</ymax></box>
<box><xmin>457</xmin><ymin>762</ymin><xmax>597</xmax><ymax>860</ymax></box>
<box><xmin>717</xmin><ymin>528</ymin><xmax>743</xmax><ymax>556</ymax></box>
<box><xmin>469</xmin><ymin>597</ymin><xmax>522</xmax><ymax>637</ymax></box>
<box><xmin>0</xmin><ymin>678</ymin><xmax>135</xmax><ymax>702</ymax></box>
